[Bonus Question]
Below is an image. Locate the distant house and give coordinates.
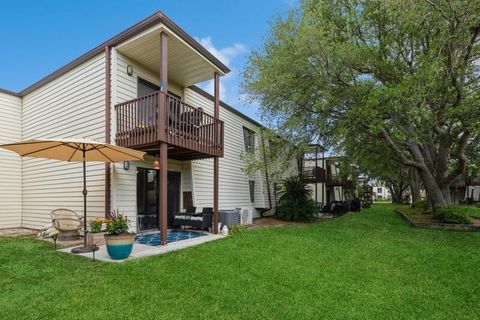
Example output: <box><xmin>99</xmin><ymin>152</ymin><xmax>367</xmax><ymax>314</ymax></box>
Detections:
<box><xmin>372</xmin><ymin>185</ymin><xmax>391</xmax><ymax>201</ymax></box>
<box><xmin>298</xmin><ymin>145</ymin><xmax>355</xmax><ymax>204</ymax></box>
<box><xmin>0</xmin><ymin>12</ymin><xmax>293</xmax><ymax>233</ymax></box>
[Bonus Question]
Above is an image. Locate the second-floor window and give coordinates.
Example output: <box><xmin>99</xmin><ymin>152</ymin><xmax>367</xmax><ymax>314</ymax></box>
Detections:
<box><xmin>377</xmin><ymin>187</ymin><xmax>382</xmax><ymax>194</ymax></box>
<box><xmin>243</xmin><ymin>127</ymin><xmax>255</xmax><ymax>153</ymax></box>
<box><xmin>138</xmin><ymin>78</ymin><xmax>159</xmax><ymax>97</ymax></box>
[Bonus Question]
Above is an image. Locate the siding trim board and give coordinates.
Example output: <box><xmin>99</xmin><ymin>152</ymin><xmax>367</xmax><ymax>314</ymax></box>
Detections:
<box><xmin>0</xmin><ymin>88</ymin><xmax>21</xmax><ymax>97</ymax></box>
<box><xmin>105</xmin><ymin>46</ymin><xmax>112</xmax><ymax>217</ymax></box>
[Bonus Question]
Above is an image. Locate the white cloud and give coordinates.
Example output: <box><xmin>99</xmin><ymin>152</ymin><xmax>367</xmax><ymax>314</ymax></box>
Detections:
<box><xmin>195</xmin><ymin>37</ymin><xmax>247</xmax><ymax>102</ymax></box>
<box><xmin>196</xmin><ymin>37</ymin><xmax>246</xmax><ymax>67</ymax></box>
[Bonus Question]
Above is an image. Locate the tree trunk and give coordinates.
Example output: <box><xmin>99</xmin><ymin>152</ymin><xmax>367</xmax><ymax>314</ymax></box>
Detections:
<box><xmin>409</xmin><ymin>168</ymin><xmax>421</xmax><ymax>202</ymax></box>
<box><xmin>407</xmin><ymin>143</ymin><xmax>448</xmax><ymax>207</ymax></box>
<box><xmin>388</xmin><ymin>185</ymin><xmax>402</xmax><ymax>203</ymax></box>
<box><xmin>417</xmin><ymin>167</ymin><xmax>448</xmax><ymax>207</ymax></box>
<box><xmin>441</xmin><ymin>186</ymin><xmax>452</xmax><ymax>205</ymax></box>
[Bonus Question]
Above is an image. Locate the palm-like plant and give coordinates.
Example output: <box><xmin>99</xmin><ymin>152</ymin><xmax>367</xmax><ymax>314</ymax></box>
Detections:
<box><xmin>276</xmin><ymin>175</ymin><xmax>317</xmax><ymax>222</ymax></box>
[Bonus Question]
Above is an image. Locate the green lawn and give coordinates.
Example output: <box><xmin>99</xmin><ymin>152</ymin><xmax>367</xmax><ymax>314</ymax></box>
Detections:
<box><xmin>1</xmin><ymin>204</ymin><xmax>480</xmax><ymax>319</ymax></box>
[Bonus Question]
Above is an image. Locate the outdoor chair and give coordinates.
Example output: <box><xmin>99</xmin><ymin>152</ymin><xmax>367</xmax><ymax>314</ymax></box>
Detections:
<box><xmin>173</xmin><ymin>207</ymin><xmax>212</xmax><ymax>234</ymax></box>
<box><xmin>51</xmin><ymin>208</ymin><xmax>83</xmax><ymax>241</ymax></box>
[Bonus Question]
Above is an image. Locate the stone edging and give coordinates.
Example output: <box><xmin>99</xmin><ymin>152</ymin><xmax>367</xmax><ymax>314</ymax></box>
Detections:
<box><xmin>395</xmin><ymin>208</ymin><xmax>480</xmax><ymax>231</ymax></box>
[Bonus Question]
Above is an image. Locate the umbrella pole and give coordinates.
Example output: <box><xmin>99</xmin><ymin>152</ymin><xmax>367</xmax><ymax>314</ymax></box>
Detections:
<box><xmin>83</xmin><ymin>151</ymin><xmax>87</xmax><ymax>247</ymax></box>
<box><xmin>72</xmin><ymin>147</ymin><xmax>97</xmax><ymax>254</ymax></box>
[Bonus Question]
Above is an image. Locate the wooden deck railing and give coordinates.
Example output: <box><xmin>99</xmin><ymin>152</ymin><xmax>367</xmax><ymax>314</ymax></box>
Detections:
<box><xmin>115</xmin><ymin>91</ymin><xmax>224</xmax><ymax>157</ymax></box>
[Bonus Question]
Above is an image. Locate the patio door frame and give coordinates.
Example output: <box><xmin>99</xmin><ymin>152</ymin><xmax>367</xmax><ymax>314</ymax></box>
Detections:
<box><xmin>136</xmin><ymin>167</ymin><xmax>181</xmax><ymax>232</ymax></box>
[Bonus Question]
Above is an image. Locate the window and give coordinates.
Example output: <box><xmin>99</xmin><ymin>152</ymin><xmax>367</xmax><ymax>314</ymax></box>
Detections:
<box><xmin>249</xmin><ymin>180</ymin><xmax>255</xmax><ymax>203</ymax></box>
<box><xmin>137</xmin><ymin>77</ymin><xmax>181</xmax><ymax>99</ymax></box>
<box><xmin>377</xmin><ymin>187</ymin><xmax>382</xmax><ymax>194</ymax></box>
<box><xmin>137</xmin><ymin>78</ymin><xmax>159</xmax><ymax>97</ymax></box>
<box><xmin>243</xmin><ymin>127</ymin><xmax>255</xmax><ymax>153</ymax></box>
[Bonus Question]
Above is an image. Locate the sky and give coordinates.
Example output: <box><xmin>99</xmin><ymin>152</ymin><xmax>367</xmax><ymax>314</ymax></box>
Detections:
<box><xmin>0</xmin><ymin>0</ymin><xmax>296</xmax><ymax>123</ymax></box>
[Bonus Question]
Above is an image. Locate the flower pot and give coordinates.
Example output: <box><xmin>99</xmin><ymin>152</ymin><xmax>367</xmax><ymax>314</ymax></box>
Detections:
<box><xmin>104</xmin><ymin>233</ymin><xmax>135</xmax><ymax>260</ymax></box>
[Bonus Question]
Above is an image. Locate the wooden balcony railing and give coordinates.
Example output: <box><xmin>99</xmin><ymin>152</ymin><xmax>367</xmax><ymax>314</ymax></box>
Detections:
<box><xmin>300</xmin><ymin>167</ymin><xmax>354</xmax><ymax>188</ymax></box>
<box><xmin>115</xmin><ymin>91</ymin><xmax>224</xmax><ymax>158</ymax></box>
<box><xmin>301</xmin><ymin>166</ymin><xmax>326</xmax><ymax>182</ymax></box>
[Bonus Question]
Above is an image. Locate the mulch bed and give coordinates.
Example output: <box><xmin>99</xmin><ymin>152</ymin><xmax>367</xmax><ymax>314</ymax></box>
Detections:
<box><xmin>395</xmin><ymin>208</ymin><xmax>480</xmax><ymax>231</ymax></box>
<box><xmin>249</xmin><ymin>217</ymin><xmax>305</xmax><ymax>229</ymax></box>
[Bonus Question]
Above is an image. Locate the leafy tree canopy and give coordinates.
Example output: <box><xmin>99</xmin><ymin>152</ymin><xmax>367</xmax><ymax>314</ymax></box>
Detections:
<box><xmin>243</xmin><ymin>0</ymin><xmax>480</xmax><ymax>206</ymax></box>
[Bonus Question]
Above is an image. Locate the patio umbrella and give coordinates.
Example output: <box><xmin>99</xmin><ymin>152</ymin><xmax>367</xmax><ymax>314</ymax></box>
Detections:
<box><xmin>0</xmin><ymin>138</ymin><xmax>145</xmax><ymax>253</ymax></box>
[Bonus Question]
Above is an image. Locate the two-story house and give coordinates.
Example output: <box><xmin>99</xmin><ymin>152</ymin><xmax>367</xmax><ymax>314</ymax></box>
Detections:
<box><xmin>0</xmin><ymin>12</ymin><xmax>275</xmax><ymax>242</ymax></box>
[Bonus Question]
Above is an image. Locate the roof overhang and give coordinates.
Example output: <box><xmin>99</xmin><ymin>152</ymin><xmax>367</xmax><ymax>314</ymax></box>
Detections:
<box><xmin>117</xmin><ymin>23</ymin><xmax>226</xmax><ymax>86</ymax></box>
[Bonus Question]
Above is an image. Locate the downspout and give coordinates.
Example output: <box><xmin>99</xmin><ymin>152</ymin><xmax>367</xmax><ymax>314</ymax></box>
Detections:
<box><xmin>260</xmin><ymin>129</ymin><xmax>272</xmax><ymax>217</ymax></box>
<box><xmin>104</xmin><ymin>45</ymin><xmax>111</xmax><ymax>217</ymax></box>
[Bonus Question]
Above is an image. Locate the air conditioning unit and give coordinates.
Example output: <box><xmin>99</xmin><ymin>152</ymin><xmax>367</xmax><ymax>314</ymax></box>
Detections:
<box><xmin>219</xmin><ymin>208</ymin><xmax>254</xmax><ymax>228</ymax></box>
<box><xmin>240</xmin><ymin>209</ymin><xmax>253</xmax><ymax>225</ymax></box>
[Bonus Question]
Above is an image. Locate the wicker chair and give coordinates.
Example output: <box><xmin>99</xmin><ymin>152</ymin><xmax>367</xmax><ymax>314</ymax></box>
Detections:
<box><xmin>51</xmin><ymin>208</ymin><xmax>83</xmax><ymax>241</ymax></box>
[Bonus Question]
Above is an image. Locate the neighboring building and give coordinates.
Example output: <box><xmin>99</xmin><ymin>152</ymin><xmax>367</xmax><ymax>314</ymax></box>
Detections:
<box><xmin>298</xmin><ymin>145</ymin><xmax>354</xmax><ymax>204</ymax></box>
<box><xmin>450</xmin><ymin>176</ymin><xmax>480</xmax><ymax>204</ymax></box>
<box><xmin>372</xmin><ymin>185</ymin><xmax>391</xmax><ymax>201</ymax></box>
<box><xmin>0</xmin><ymin>12</ymin><xmax>284</xmax><ymax>235</ymax></box>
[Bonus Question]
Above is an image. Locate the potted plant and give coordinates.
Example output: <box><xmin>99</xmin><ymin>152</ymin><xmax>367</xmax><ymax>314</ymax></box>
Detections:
<box><xmin>104</xmin><ymin>210</ymin><xmax>135</xmax><ymax>260</ymax></box>
<box><xmin>90</xmin><ymin>218</ymin><xmax>108</xmax><ymax>233</ymax></box>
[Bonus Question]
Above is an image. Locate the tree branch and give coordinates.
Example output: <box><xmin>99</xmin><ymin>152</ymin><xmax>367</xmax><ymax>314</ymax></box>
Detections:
<box><xmin>380</xmin><ymin>129</ymin><xmax>423</xmax><ymax>169</ymax></box>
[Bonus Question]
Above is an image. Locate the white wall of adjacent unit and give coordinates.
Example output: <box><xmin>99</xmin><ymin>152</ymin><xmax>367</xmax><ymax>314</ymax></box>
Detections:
<box><xmin>307</xmin><ymin>183</ymin><xmax>326</xmax><ymax>204</ymax></box>
<box><xmin>0</xmin><ymin>92</ymin><xmax>22</xmax><ymax>228</ymax></box>
<box><xmin>21</xmin><ymin>54</ymin><xmax>107</xmax><ymax>229</ymax></box>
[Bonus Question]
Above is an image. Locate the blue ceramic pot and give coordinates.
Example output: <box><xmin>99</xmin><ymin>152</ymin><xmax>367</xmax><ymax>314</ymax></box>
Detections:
<box><xmin>104</xmin><ymin>233</ymin><xmax>135</xmax><ymax>260</ymax></box>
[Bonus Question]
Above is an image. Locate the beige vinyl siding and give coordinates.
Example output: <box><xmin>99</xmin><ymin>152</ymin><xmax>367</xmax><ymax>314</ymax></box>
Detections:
<box><xmin>21</xmin><ymin>54</ymin><xmax>106</xmax><ymax>229</ymax></box>
<box><xmin>0</xmin><ymin>92</ymin><xmax>22</xmax><ymax>228</ymax></box>
<box><xmin>184</xmin><ymin>88</ymin><xmax>267</xmax><ymax>216</ymax></box>
<box><xmin>116</xmin><ymin>52</ymin><xmax>183</xmax><ymax>105</ymax></box>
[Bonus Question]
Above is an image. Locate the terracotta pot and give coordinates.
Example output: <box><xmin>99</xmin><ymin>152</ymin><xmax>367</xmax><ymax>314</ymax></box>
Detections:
<box><xmin>104</xmin><ymin>233</ymin><xmax>135</xmax><ymax>260</ymax></box>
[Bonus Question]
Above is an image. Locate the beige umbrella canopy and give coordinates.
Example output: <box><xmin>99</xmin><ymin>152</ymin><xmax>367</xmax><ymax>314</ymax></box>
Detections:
<box><xmin>0</xmin><ymin>138</ymin><xmax>145</xmax><ymax>252</ymax></box>
<box><xmin>0</xmin><ymin>138</ymin><xmax>145</xmax><ymax>162</ymax></box>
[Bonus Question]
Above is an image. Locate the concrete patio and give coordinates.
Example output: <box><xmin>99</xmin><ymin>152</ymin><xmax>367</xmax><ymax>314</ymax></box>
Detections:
<box><xmin>58</xmin><ymin>232</ymin><xmax>226</xmax><ymax>262</ymax></box>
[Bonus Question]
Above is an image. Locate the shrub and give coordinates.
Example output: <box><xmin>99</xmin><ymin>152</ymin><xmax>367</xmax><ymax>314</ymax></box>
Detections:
<box><xmin>275</xmin><ymin>175</ymin><xmax>317</xmax><ymax>222</ymax></box>
<box><xmin>433</xmin><ymin>206</ymin><xmax>473</xmax><ymax>224</ymax></box>
<box><xmin>229</xmin><ymin>224</ymin><xmax>247</xmax><ymax>236</ymax></box>
<box><xmin>411</xmin><ymin>200</ymin><xmax>429</xmax><ymax>212</ymax></box>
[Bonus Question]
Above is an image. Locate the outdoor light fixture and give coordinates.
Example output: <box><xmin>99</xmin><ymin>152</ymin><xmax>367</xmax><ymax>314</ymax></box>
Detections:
<box><xmin>123</xmin><ymin>161</ymin><xmax>130</xmax><ymax>171</ymax></box>
<box><xmin>153</xmin><ymin>160</ymin><xmax>160</xmax><ymax>170</ymax></box>
<box><xmin>126</xmin><ymin>64</ymin><xmax>133</xmax><ymax>76</ymax></box>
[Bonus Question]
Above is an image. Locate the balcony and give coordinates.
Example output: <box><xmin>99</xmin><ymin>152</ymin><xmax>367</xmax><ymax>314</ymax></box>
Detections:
<box><xmin>326</xmin><ymin>175</ymin><xmax>354</xmax><ymax>189</ymax></box>
<box><xmin>301</xmin><ymin>166</ymin><xmax>326</xmax><ymax>183</ymax></box>
<box><xmin>115</xmin><ymin>91</ymin><xmax>224</xmax><ymax>160</ymax></box>
<box><xmin>301</xmin><ymin>166</ymin><xmax>354</xmax><ymax>189</ymax></box>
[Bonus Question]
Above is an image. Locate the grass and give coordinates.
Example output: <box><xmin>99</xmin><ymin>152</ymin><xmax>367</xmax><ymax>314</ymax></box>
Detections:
<box><xmin>1</xmin><ymin>204</ymin><xmax>480</xmax><ymax>319</ymax></box>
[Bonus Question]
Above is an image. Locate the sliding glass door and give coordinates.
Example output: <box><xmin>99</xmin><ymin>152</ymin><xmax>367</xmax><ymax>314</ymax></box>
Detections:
<box><xmin>137</xmin><ymin>168</ymin><xmax>181</xmax><ymax>232</ymax></box>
